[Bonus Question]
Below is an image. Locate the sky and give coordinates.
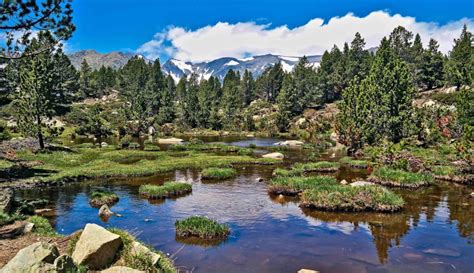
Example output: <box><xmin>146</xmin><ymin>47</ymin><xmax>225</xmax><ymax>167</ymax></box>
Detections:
<box><xmin>67</xmin><ymin>0</ymin><xmax>474</xmax><ymax>62</ymax></box>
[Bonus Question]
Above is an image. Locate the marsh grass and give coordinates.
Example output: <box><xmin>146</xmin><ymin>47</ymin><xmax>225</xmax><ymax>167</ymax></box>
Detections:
<box><xmin>109</xmin><ymin>228</ymin><xmax>177</xmax><ymax>273</ymax></box>
<box><xmin>201</xmin><ymin>167</ymin><xmax>237</xmax><ymax>180</ymax></box>
<box><xmin>88</xmin><ymin>189</ymin><xmax>119</xmax><ymax>207</ymax></box>
<box><xmin>431</xmin><ymin>165</ymin><xmax>458</xmax><ymax>176</ymax></box>
<box><xmin>175</xmin><ymin>216</ymin><xmax>230</xmax><ymax>240</ymax></box>
<box><xmin>339</xmin><ymin>157</ymin><xmax>369</xmax><ymax>169</ymax></box>
<box><xmin>139</xmin><ymin>182</ymin><xmax>192</xmax><ymax>199</ymax></box>
<box><xmin>269</xmin><ymin>176</ymin><xmax>338</xmax><ymax>195</ymax></box>
<box><xmin>169</xmin><ymin>143</ymin><xmax>253</xmax><ymax>155</ymax></box>
<box><xmin>300</xmin><ymin>185</ymin><xmax>404</xmax><ymax>212</ymax></box>
<box><xmin>368</xmin><ymin>167</ymin><xmax>434</xmax><ymax>188</ymax></box>
<box><xmin>431</xmin><ymin>165</ymin><xmax>473</xmax><ymax>184</ymax></box>
<box><xmin>273</xmin><ymin>161</ymin><xmax>340</xmax><ymax>177</ymax></box>
<box><xmin>0</xmin><ymin>159</ymin><xmax>13</xmax><ymax>169</ymax></box>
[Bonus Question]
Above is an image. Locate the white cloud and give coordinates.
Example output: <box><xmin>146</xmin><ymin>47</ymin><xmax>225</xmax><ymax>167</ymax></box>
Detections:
<box><xmin>137</xmin><ymin>11</ymin><xmax>474</xmax><ymax>62</ymax></box>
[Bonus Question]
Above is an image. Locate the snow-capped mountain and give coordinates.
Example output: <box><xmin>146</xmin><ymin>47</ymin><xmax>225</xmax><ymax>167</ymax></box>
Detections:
<box><xmin>162</xmin><ymin>54</ymin><xmax>322</xmax><ymax>82</ymax></box>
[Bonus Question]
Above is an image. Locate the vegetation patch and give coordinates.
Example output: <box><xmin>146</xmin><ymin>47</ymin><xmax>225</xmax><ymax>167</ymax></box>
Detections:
<box><xmin>201</xmin><ymin>167</ymin><xmax>237</xmax><ymax>180</ymax></box>
<box><xmin>368</xmin><ymin>167</ymin><xmax>434</xmax><ymax>188</ymax></box>
<box><xmin>109</xmin><ymin>228</ymin><xmax>177</xmax><ymax>273</ymax></box>
<box><xmin>273</xmin><ymin>161</ymin><xmax>340</xmax><ymax>177</ymax></box>
<box><xmin>169</xmin><ymin>143</ymin><xmax>253</xmax><ymax>155</ymax></box>
<box><xmin>339</xmin><ymin>157</ymin><xmax>369</xmax><ymax>169</ymax></box>
<box><xmin>175</xmin><ymin>216</ymin><xmax>230</xmax><ymax>240</ymax></box>
<box><xmin>0</xmin><ymin>213</ymin><xmax>24</xmax><ymax>226</ymax></box>
<box><xmin>139</xmin><ymin>182</ymin><xmax>192</xmax><ymax>199</ymax></box>
<box><xmin>28</xmin><ymin>215</ymin><xmax>59</xmax><ymax>237</ymax></box>
<box><xmin>88</xmin><ymin>188</ymin><xmax>119</xmax><ymax>208</ymax></box>
<box><xmin>269</xmin><ymin>176</ymin><xmax>338</xmax><ymax>195</ymax></box>
<box><xmin>431</xmin><ymin>165</ymin><xmax>473</xmax><ymax>184</ymax></box>
<box><xmin>300</xmin><ymin>185</ymin><xmax>404</xmax><ymax>212</ymax></box>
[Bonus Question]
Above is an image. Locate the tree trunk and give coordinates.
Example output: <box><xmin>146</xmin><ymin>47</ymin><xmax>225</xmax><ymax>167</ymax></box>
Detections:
<box><xmin>36</xmin><ymin>114</ymin><xmax>44</xmax><ymax>150</ymax></box>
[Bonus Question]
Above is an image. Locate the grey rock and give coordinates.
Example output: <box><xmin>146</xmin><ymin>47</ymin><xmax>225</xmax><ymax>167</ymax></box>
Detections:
<box><xmin>54</xmin><ymin>254</ymin><xmax>77</xmax><ymax>273</ymax></box>
<box><xmin>262</xmin><ymin>152</ymin><xmax>284</xmax><ymax>159</ymax></box>
<box><xmin>350</xmin><ymin>181</ymin><xmax>375</xmax><ymax>187</ymax></box>
<box><xmin>0</xmin><ymin>188</ymin><xmax>13</xmax><ymax>213</ymax></box>
<box><xmin>130</xmin><ymin>241</ymin><xmax>161</xmax><ymax>266</ymax></box>
<box><xmin>1</xmin><ymin>242</ymin><xmax>59</xmax><ymax>273</ymax></box>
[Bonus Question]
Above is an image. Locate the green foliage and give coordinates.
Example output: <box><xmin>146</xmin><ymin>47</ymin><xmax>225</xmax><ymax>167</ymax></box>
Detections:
<box><xmin>256</xmin><ymin>63</ymin><xmax>284</xmax><ymax>103</ymax></box>
<box><xmin>369</xmin><ymin>167</ymin><xmax>434</xmax><ymax>188</ymax></box>
<box><xmin>457</xmin><ymin>87</ymin><xmax>474</xmax><ymax>141</ymax></box>
<box><xmin>201</xmin><ymin>167</ymin><xmax>237</xmax><ymax>179</ymax></box>
<box><xmin>339</xmin><ymin>157</ymin><xmax>369</xmax><ymax>168</ymax></box>
<box><xmin>68</xmin><ymin>105</ymin><xmax>112</xmax><ymax>139</ymax></box>
<box><xmin>445</xmin><ymin>25</ymin><xmax>473</xmax><ymax>89</ymax></box>
<box><xmin>0</xmin><ymin>120</ymin><xmax>11</xmax><ymax>141</ymax></box>
<box><xmin>139</xmin><ymin>182</ymin><xmax>192</xmax><ymax>199</ymax></box>
<box><xmin>88</xmin><ymin>189</ymin><xmax>119</xmax><ymax>207</ymax></box>
<box><xmin>0</xmin><ymin>213</ymin><xmax>24</xmax><ymax>226</ymax></box>
<box><xmin>269</xmin><ymin>175</ymin><xmax>338</xmax><ymax>195</ymax></box>
<box><xmin>419</xmin><ymin>39</ymin><xmax>445</xmax><ymax>90</ymax></box>
<box><xmin>431</xmin><ymin>165</ymin><xmax>458</xmax><ymax>176</ymax></box>
<box><xmin>175</xmin><ymin>216</ymin><xmax>230</xmax><ymax>239</ymax></box>
<box><xmin>221</xmin><ymin>70</ymin><xmax>244</xmax><ymax>130</ymax></box>
<box><xmin>28</xmin><ymin>215</ymin><xmax>59</xmax><ymax>237</ymax></box>
<box><xmin>301</xmin><ymin>185</ymin><xmax>404</xmax><ymax>212</ymax></box>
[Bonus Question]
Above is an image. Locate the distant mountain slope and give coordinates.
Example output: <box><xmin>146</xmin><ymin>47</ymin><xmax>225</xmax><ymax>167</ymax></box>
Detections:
<box><xmin>68</xmin><ymin>50</ymin><xmax>136</xmax><ymax>70</ymax></box>
<box><xmin>67</xmin><ymin>50</ymin><xmax>322</xmax><ymax>81</ymax></box>
<box><xmin>162</xmin><ymin>54</ymin><xmax>322</xmax><ymax>82</ymax></box>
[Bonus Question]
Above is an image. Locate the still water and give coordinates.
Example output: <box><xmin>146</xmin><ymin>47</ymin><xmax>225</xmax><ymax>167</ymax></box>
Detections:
<box><xmin>17</xmin><ymin>138</ymin><xmax>474</xmax><ymax>273</ymax></box>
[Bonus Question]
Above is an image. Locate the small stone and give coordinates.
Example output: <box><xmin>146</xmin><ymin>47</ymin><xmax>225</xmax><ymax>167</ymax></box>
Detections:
<box><xmin>98</xmin><ymin>204</ymin><xmax>113</xmax><ymax>218</ymax></box>
<box><xmin>340</xmin><ymin>179</ymin><xmax>348</xmax><ymax>185</ymax></box>
<box><xmin>350</xmin><ymin>181</ymin><xmax>375</xmax><ymax>187</ymax></box>
<box><xmin>470</xmin><ymin>192</ymin><xmax>474</xmax><ymax>198</ymax></box>
<box><xmin>144</xmin><ymin>218</ymin><xmax>152</xmax><ymax>222</ymax></box>
<box><xmin>101</xmin><ymin>142</ymin><xmax>108</xmax><ymax>147</ymax></box>
<box><xmin>54</xmin><ymin>254</ymin><xmax>77</xmax><ymax>273</ymax></box>
<box><xmin>262</xmin><ymin>152</ymin><xmax>284</xmax><ymax>159</ymax></box>
<box><xmin>23</xmin><ymin>222</ymin><xmax>34</xmax><ymax>233</ymax></box>
<box><xmin>256</xmin><ymin>177</ymin><xmax>264</xmax><ymax>182</ymax></box>
<box><xmin>298</xmin><ymin>269</ymin><xmax>320</xmax><ymax>273</ymax></box>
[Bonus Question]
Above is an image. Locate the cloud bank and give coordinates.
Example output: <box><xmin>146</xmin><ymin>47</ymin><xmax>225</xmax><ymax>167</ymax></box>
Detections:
<box><xmin>137</xmin><ymin>11</ymin><xmax>473</xmax><ymax>62</ymax></box>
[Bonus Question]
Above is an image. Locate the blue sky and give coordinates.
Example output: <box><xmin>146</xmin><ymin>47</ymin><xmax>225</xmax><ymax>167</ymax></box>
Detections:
<box><xmin>67</xmin><ymin>0</ymin><xmax>474</xmax><ymax>61</ymax></box>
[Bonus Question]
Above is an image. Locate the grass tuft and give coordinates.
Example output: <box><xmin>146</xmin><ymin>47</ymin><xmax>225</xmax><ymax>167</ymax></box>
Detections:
<box><xmin>300</xmin><ymin>185</ymin><xmax>404</xmax><ymax>212</ymax></box>
<box><xmin>273</xmin><ymin>161</ymin><xmax>340</xmax><ymax>177</ymax></box>
<box><xmin>175</xmin><ymin>216</ymin><xmax>230</xmax><ymax>240</ymax></box>
<box><xmin>88</xmin><ymin>189</ymin><xmax>119</xmax><ymax>208</ymax></box>
<box><xmin>28</xmin><ymin>215</ymin><xmax>59</xmax><ymax>237</ymax></box>
<box><xmin>201</xmin><ymin>167</ymin><xmax>237</xmax><ymax>180</ymax></box>
<box><xmin>339</xmin><ymin>157</ymin><xmax>369</xmax><ymax>169</ymax></box>
<box><xmin>368</xmin><ymin>167</ymin><xmax>434</xmax><ymax>188</ymax></box>
<box><xmin>269</xmin><ymin>176</ymin><xmax>338</xmax><ymax>195</ymax></box>
<box><xmin>139</xmin><ymin>182</ymin><xmax>192</xmax><ymax>199</ymax></box>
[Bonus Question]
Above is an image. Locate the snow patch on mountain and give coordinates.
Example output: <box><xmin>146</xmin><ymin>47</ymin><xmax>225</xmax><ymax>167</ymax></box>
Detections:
<box><xmin>225</xmin><ymin>60</ymin><xmax>240</xmax><ymax>66</ymax></box>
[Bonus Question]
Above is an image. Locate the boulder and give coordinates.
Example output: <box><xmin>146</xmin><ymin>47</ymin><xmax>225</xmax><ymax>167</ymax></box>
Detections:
<box><xmin>101</xmin><ymin>266</ymin><xmax>145</xmax><ymax>273</ymax></box>
<box><xmin>130</xmin><ymin>241</ymin><xmax>161</xmax><ymax>266</ymax></box>
<box><xmin>1</xmin><ymin>242</ymin><xmax>59</xmax><ymax>272</ymax></box>
<box><xmin>262</xmin><ymin>152</ymin><xmax>284</xmax><ymax>160</ymax></box>
<box><xmin>298</xmin><ymin>269</ymin><xmax>320</xmax><ymax>273</ymax></box>
<box><xmin>54</xmin><ymin>254</ymin><xmax>77</xmax><ymax>273</ymax></box>
<box><xmin>350</xmin><ymin>181</ymin><xmax>375</xmax><ymax>187</ymax></box>
<box><xmin>274</xmin><ymin>140</ymin><xmax>304</xmax><ymax>147</ymax></box>
<box><xmin>256</xmin><ymin>177</ymin><xmax>264</xmax><ymax>182</ymax></box>
<box><xmin>72</xmin><ymin>223</ymin><xmax>123</xmax><ymax>270</ymax></box>
<box><xmin>0</xmin><ymin>188</ymin><xmax>13</xmax><ymax>213</ymax></box>
<box><xmin>98</xmin><ymin>204</ymin><xmax>113</xmax><ymax>218</ymax></box>
<box><xmin>157</xmin><ymin>137</ymin><xmax>184</xmax><ymax>144</ymax></box>
<box><xmin>340</xmin><ymin>179</ymin><xmax>348</xmax><ymax>185</ymax></box>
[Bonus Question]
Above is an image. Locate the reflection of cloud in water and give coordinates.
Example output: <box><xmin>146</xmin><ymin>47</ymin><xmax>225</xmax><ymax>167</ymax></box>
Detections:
<box><xmin>303</xmin><ymin>217</ymin><xmax>370</xmax><ymax>235</ymax></box>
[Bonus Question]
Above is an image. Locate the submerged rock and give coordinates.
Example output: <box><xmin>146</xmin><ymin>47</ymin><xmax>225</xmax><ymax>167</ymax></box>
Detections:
<box><xmin>158</xmin><ymin>137</ymin><xmax>184</xmax><ymax>144</ymax></box>
<box><xmin>72</xmin><ymin>223</ymin><xmax>123</xmax><ymax>269</ymax></box>
<box><xmin>350</xmin><ymin>181</ymin><xmax>375</xmax><ymax>187</ymax></box>
<box><xmin>262</xmin><ymin>152</ymin><xmax>284</xmax><ymax>159</ymax></box>
<box><xmin>98</xmin><ymin>204</ymin><xmax>113</xmax><ymax>218</ymax></box>
<box><xmin>256</xmin><ymin>177</ymin><xmax>264</xmax><ymax>182</ymax></box>
<box><xmin>101</xmin><ymin>266</ymin><xmax>145</xmax><ymax>273</ymax></box>
<box><xmin>1</xmin><ymin>242</ymin><xmax>59</xmax><ymax>272</ymax></box>
<box><xmin>274</xmin><ymin>140</ymin><xmax>304</xmax><ymax>147</ymax></box>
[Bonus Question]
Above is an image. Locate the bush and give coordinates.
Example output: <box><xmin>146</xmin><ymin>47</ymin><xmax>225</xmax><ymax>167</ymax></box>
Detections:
<box><xmin>28</xmin><ymin>215</ymin><xmax>58</xmax><ymax>237</ymax></box>
<box><xmin>88</xmin><ymin>189</ymin><xmax>119</xmax><ymax>208</ymax></box>
<box><xmin>369</xmin><ymin>167</ymin><xmax>434</xmax><ymax>188</ymax></box>
<box><xmin>269</xmin><ymin>176</ymin><xmax>338</xmax><ymax>195</ymax></box>
<box><xmin>139</xmin><ymin>182</ymin><xmax>192</xmax><ymax>199</ymax></box>
<box><xmin>300</xmin><ymin>185</ymin><xmax>404</xmax><ymax>212</ymax></box>
<box><xmin>175</xmin><ymin>216</ymin><xmax>230</xmax><ymax>240</ymax></box>
<box><xmin>201</xmin><ymin>167</ymin><xmax>237</xmax><ymax>180</ymax></box>
<box><xmin>0</xmin><ymin>120</ymin><xmax>11</xmax><ymax>141</ymax></box>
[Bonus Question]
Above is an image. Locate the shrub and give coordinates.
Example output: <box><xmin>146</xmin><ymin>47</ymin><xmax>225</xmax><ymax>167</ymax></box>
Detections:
<box><xmin>269</xmin><ymin>176</ymin><xmax>338</xmax><ymax>195</ymax></box>
<box><xmin>369</xmin><ymin>167</ymin><xmax>434</xmax><ymax>188</ymax></box>
<box><xmin>139</xmin><ymin>182</ymin><xmax>192</xmax><ymax>199</ymax></box>
<box><xmin>175</xmin><ymin>216</ymin><xmax>230</xmax><ymax>240</ymax></box>
<box><xmin>0</xmin><ymin>120</ymin><xmax>11</xmax><ymax>141</ymax></box>
<box><xmin>28</xmin><ymin>215</ymin><xmax>59</xmax><ymax>237</ymax></box>
<box><xmin>88</xmin><ymin>189</ymin><xmax>119</xmax><ymax>207</ymax></box>
<box><xmin>201</xmin><ymin>167</ymin><xmax>237</xmax><ymax>180</ymax></box>
<box><xmin>300</xmin><ymin>185</ymin><xmax>404</xmax><ymax>212</ymax></box>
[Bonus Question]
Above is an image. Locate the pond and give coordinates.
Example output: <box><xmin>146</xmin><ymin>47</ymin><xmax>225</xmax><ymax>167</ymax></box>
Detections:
<box><xmin>15</xmin><ymin>141</ymin><xmax>474</xmax><ymax>273</ymax></box>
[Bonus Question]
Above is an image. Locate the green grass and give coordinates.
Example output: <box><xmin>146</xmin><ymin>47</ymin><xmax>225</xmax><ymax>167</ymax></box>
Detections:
<box><xmin>14</xmin><ymin>147</ymin><xmax>267</xmax><ymax>184</ymax></box>
<box><xmin>431</xmin><ymin>165</ymin><xmax>458</xmax><ymax>176</ymax></box>
<box><xmin>269</xmin><ymin>176</ymin><xmax>338</xmax><ymax>195</ymax></box>
<box><xmin>201</xmin><ymin>167</ymin><xmax>237</xmax><ymax>179</ymax></box>
<box><xmin>88</xmin><ymin>189</ymin><xmax>119</xmax><ymax>207</ymax></box>
<box><xmin>0</xmin><ymin>213</ymin><xmax>24</xmax><ymax>226</ymax></box>
<box><xmin>339</xmin><ymin>157</ymin><xmax>369</xmax><ymax>168</ymax></box>
<box><xmin>273</xmin><ymin>161</ymin><xmax>340</xmax><ymax>177</ymax></box>
<box><xmin>139</xmin><ymin>182</ymin><xmax>192</xmax><ymax>199</ymax></box>
<box><xmin>28</xmin><ymin>215</ymin><xmax>59</xmax><ymax>237</ymax></box>
<box><xmin>369</xmin><ymin>167</ymin><xmax>434</xmax><ymax>188</ymax></box>
<box><xmin>301</xmin><ymin>185</ymin><xmax>404</xmax><ymax>212</ymax></box>
<box><xmin>0</xmin><ymin>159</ymin><xmax>13</xmax><ymax>169</ymax></box>
<box><xmin>109</xmin><ymin>228</ymin><xmax>177</xmax><ymax>273</ymax></box>
<box><xmin>175</xmin><ymin>216</ymin><xmax>230</xmax><ymax>240</ymax></box>
<box><xmin>169</xmin><ymin>143</ymin><xmax>253</xmax><ymax>155</ymax></box>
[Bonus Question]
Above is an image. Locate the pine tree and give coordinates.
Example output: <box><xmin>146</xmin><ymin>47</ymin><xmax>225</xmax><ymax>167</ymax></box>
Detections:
<box><xmin>79</xmin><ymin>59</ymin><xmax>94</xmax><ymax>98</ymax></box>
<box><xmin>388</xmin><ymin>26</ymin><xmax>414</xmax><ymax>63</ymax></box>
<box><xmin>445</xmin><ymin>25</ymin><xmax>473</xmax><ymax>90</ymax></box>
<box><xmin>411</xmin><ymin>34</ymin><xmax>424</xmax><ymax>88</ymax></box>
<box><xmin>348</xmin><ymin>32</ymin><xmax>371</xmax><ymax>81</ymax></box>
<box><xmin>221</xmin><ymin>70</ymin><xmax>243</xmax><ymax>129</ymax></box>
<box><xmin>256</xmin><ymin>63</ymin><xmax>284</xmax><ymax>103</ymax></box>
<box><xmin>316</xmin><ymin>45</ymin><xmax>344</xmax><ymax>102</ymax></box>
<box><xmin>181</xmin><ymin>74</ymin><xmax>200</xmax><ymax>127</ymax></box>
<box><xmin>276</xmin><ymin>74</ymin><xmax>296</xmax><ymax>131</ymax></box>
<box><xmin>419</xmin><ymin>38</ymin><xmax>445</xmax><ymax>90</ymax></box>
<box><xmin>241</xmin><ymin>70</ymin><xmax>255</xmax><ymax>106</ymax></box>
<box><xmin>52</xmin><ymin>47</ymin><xmax>79</xmax><ymax>106</ymax></box>
<box><xmin>156</xmin><ymin>75</ymin><xmax>176</xmax><ymax>125</ymax></box>
<box><xmin>196</xmin><ymin>78</ymin><xmax>213</xmax><ymax>128</ymax></box>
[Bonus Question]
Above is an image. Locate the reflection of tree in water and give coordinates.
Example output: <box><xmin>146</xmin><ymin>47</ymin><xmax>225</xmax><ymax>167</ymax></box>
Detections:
<box><xmin>301</xmin><ymin>185</ymin><xmax>444</xmax><ymax>264</ymax></box>
<box><xmin>445</xmin><ymin>184</ymin><xmax>474</xmax><ymax>243</ymax></box>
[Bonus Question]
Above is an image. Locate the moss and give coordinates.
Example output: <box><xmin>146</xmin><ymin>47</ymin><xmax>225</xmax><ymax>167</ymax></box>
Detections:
<box><xmin>109</xmin><ymin>228</ymin><xmax>177</xmax><ymax>273</ymax></box>
<box><xmin>368</xmin><ymin>167</ymin><xmax>434</xmax><ymax>188</ymax></box>
<box><xmin>88</xmin><ymin>189</ymin><xmax>119</xmax><ymax>208</ymax></box>
<box><xmin>175</xmin><ymin>216</ymin><xmax>230</xmax><ymax>240</ymax></box>
<box><xmin>201</xmin><ymin>167</ymin><xmax>237</xmax><ymax>180</ymax></box>
<box><xmin>300</xmin><ymin>185</ymin><xmax>404</xmax><ymax>212</ymax></box>
<box><xmin>269</xmin><ymin>176</ymin><xmax>338</xmax><ymax>195</ymax></box>
<box><xmin>28</xmin><ymin>215</ymin><xmax>59</xmax><ymax>237</ymax></box>
<box><xmin>139</xmin><ymin>182</ymin><xmax>192</xmax><ymax>199</ymax></box>
<box><xmin>339</xmin><ymin>157</ymin><xmax>369</xmax><ymax>168</ymax></box>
